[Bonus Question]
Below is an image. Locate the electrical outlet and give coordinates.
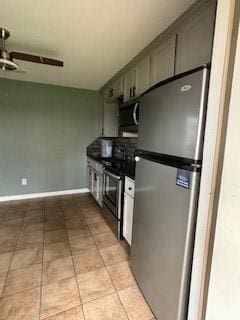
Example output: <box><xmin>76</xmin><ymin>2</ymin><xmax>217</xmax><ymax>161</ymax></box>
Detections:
<box><xmin>21</xmin><ymin>178</ymin><xmax>27</xmax><ymax>186</ymax></box>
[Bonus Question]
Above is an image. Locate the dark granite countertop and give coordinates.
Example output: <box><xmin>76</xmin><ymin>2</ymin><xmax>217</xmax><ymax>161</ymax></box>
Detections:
<box><xmin>87</xmin><ymin>155</ymin><xmax>135</xmax><ymax>180</ymax></box>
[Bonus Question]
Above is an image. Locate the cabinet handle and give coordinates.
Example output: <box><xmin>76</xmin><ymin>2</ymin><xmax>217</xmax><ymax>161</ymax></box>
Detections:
<box><xmin>132</xmin><ymin>86</ymin><xmax>136</xmax><ymax>97</ymax></box>
<box><xmin>128</xmin><ymin>187</ymin><xmax>132</xmax><ymax>191</ymax></box>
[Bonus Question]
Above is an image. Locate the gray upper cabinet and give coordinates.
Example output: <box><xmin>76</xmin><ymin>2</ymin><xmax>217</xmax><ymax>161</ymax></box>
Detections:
<box><xmin>105</xmin><ymin>76</ymin><xmax>123</xmax><ymax>103</ymax></box>
<box><xmin>102</xmin><ymin>84</ymin><xmax>119</xmax><ymax>137</ymax></box>
<box><xmin>114</xmin><ymin>76</ymin><xmax>124</xmax><ymax>98</ymax></box>
<box><xmin>98</xmin><ymin>91</ymin><xmax>104</xmax><ymax>136</ymax></box>
<box><xmin>103</xmin><ymin>76</ymin><xmax>123</xmax><ymax>136</ymax></box>
<box><xmin>105</xmin><ymin>84</ymin><xmax>114</xmax><ymax>103</ymax></box>
<box><xmin>150</xmin><ymin>35</ymin><xmax>176</xmax><ymax>86</ymax></box>
<box><xmin>101</xmin><ymin>0</ymin><xmax>216</xmax><ymax>136</ymax></box>
<box><xmin>124</xmin><ymin>67</ymin><xmax>136</xmax><ymax>102</ymax></box>
<box><xmin>175</xmin><ymin>3</ymin><xmax>216</xmax><ymax>74</ymax></box>
<box><xmin>123</xmin><ymin>56</ymin><xmax>150</xmax><ymax>101</ymax></box>
<box><xmin>136</xmin><ymin>56</ymin><xmax>150</xmax><ymax>96</ymax></box>
<box><xmin>102</xmin><ymin>100</ymin><xmax>118</xmax><ymax>137</ymax></box>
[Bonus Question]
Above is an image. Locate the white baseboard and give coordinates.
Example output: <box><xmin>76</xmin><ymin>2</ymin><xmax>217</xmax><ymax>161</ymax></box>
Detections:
<box><xmin>0</xmin><ymin>188</ymin><xmax>90</xmax><ymax>202</ymax></box>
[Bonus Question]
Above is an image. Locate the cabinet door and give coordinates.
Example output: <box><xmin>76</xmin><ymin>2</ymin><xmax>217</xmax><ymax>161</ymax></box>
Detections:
<box><xmin>96</xmin><ymin>173</ymin><xmax>100</xmax><ymax>202</ymax></box>
<box><xmin>114</xmin><ymin>76</ymin><xmax>124</xmax><ymax>98</ymax></box>
<box><xmin>123</xmin><ymin>193</ymin><xmax>134</xmax><ymax>245</ymax></box>
<box><xmin>175</xmin><ymin>3</ymin><xmax>216</xmax><ymax>74</ymax></box>
<box><xmin>103</xmin><ymin>102</ymin><xmax>118</xmax><ymax>137</ymax></box>
<box><xmin>136</xmin><ymin>56</ymin><xmax>150</xmax><ymax>96</ymax></box>
<box><xmin>90</xmin><ymin>169</ymin><xmax>94</xmax><ymax>195</ymax></box>
<box><xmin>124</xmin><ymin>67</ymin><xmax>136</xmax><ymax>102</ymax></box>
<box><xmin>150</xmin><ymin>35</ymin><xmax>176</xmax><ymax>86</ymax></box>
<box><xmin>105</xmin><ymin>77</ymin><xmax>123</xmax><ymax>103</ymax></box>
<box><xmin>92</xmin><ymin>171</ymin><xmax>97</xmax><ymax>200</ymax></box>
<box><xmin>97</xmin><ymin>174</ymin><xmax>103</xmax><ymax>207</ymax></box>
<box><xmin>88</xmin><ymin>167</ymin><xmax>92</xmax><ymax>191</ymax></box>
<box><xmin>105</xmin><ymin>84</ymin><xmax>114</xmax><ymax>103</ymax></box>
<box><xmin>99</xmin><ymin>91</ymin><xmax>104</xmax><ymax>136</ymax></box>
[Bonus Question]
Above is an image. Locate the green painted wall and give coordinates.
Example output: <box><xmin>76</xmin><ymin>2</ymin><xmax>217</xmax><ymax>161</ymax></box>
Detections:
<box><xmin>0</xmin><ymin>79</ymin><xmax>99</xmax><ymax>196</ymax></box>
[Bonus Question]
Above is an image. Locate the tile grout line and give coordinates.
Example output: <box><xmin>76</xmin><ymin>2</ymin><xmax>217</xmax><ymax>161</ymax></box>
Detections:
<box><xmin>2</xmin><ymin>283</ymin><xmax>43</xmax><ymax>299</ymax></box>
<box><xmin>87</xmin><ymin>203</ymin><xmax>131</xmax><ymax>320</ymax></box>
<box><xmin>0</xmin><ymin>201</ymin><xmax>45</xmax><ymax>302</ymax></box>
<box><xmin>81</xmin><ymin>290</ymin><xmax>125</xmax><ymax>306</ymax></box>
<box><xmin>78</xmin><ymin>198</ymin><xmax>97</xmax><ymax>319</ymax></box>
<box><xmin>95</xmin><ymin>246</ymin><xmax>131</xmax><ymax>320</ymax></box>
<box><xmin>5</xmin><ymin>208</ymin><xmax>44</xmax><ymax>272</ymax></box>
<box><xmin>76</xmin><ymin>197</ymin><xmax>116</xmax><ymax>319</ymax></box>
<box><xmin>4</xmin><ymin>197</ymin><xmax>83</xmax><ymax>319</ymax></box>
<box><xmin>40</xmin><ymin>196</ymin><xmax>81</xmax><ymax>319</ymax></box>
<box><xmin>38</xmin><ymin>197</ymin><xmax>46</xmax><ymax>320</ymax></box>
<box><xmin>61</xmin><ymin>197</ymin><xmax>85</xmax><ymax>319</ymax></box>
<box><xmin>0</xmin><ymin>196</ymin><xmax>140</xmax><ymax>319</ymax></box>
<box><xmin>1</xmin><ymin>205</ymin><xmax>27</xmax><ymax>300</ymax></box>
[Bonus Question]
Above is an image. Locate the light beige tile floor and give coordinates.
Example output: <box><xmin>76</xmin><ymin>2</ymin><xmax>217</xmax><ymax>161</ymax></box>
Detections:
<box><xmin>0</xmin><ymin>194</ymin><xmax>155</xmax><ymax>320</ymax></box>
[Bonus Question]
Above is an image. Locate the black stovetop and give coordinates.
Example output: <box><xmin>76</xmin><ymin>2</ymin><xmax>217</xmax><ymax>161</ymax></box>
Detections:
<box><xmin>88</xmin><ymin>156</ymin><xmax>135</xmax><ymax>179</ymax></box>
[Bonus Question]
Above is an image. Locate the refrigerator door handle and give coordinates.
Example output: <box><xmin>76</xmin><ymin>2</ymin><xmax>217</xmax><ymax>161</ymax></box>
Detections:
<box><xmin>191</xmin><ymin>163</ymin><xmax>201</xmax><ymax>169</ymax></box>
<box><xmin>133</xmin><ymin>102</ymin><xmax>139</xmax><ymax>125</ymax></box>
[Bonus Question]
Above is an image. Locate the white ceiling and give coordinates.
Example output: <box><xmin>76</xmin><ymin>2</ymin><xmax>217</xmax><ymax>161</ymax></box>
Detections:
<box><xmin>0</xmin><ymin>0</ymin><xmax>195</xmax><ymax>90</ymax></box>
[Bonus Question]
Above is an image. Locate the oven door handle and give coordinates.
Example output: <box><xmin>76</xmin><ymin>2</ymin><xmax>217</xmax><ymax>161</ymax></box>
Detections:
<box><xmin>104</xmin><ymin>170</ymin><xmax>121</xmax><ymax>180</ymax></box>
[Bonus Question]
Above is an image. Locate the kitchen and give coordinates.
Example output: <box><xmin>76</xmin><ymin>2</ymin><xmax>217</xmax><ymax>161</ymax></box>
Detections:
<box><xmin>0</xmin><ymin>0</ymin><xmax>239</xmax><ymax>319</ymax></box>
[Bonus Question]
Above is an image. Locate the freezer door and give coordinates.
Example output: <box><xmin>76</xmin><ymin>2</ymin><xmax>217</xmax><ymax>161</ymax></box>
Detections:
<box><xmin>130</xmin><ymin>157</ymin><xmax>200</xmax><ymax>320</ymax></box>
<box><xmin>137</xmin><ymin>68</ymin><xmax>209</xmax><ymax>160</ymax></box>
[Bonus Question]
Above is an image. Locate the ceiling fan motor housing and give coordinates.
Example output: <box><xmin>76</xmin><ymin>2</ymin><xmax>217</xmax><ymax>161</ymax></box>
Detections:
<box><xmin>0</xmin><ymin>28</ymin><xmax>19</xmax><ymax>71</ymax></box>
<box><xmin>0</xmin><ymin>49</ymin><xmax>19</xmax><ymax>70</ymax></box>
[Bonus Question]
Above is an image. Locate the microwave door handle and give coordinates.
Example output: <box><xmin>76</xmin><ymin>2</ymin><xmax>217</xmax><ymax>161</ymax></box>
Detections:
<box><xmin>133</xmin><ymin>102</ymin><xmax>139</xmax><ymax>125</ymax></box>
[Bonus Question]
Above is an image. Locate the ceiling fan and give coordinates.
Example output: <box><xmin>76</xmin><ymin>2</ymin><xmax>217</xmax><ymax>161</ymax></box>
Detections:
<box><xmin>0</xmin><ymin>27</ymin><xmax>64</xmax><ymax>72</ymax></box>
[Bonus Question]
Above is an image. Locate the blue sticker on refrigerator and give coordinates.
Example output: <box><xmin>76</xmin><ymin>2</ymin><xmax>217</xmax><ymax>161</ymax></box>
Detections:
<box><xmin>176</xmin><ymin>169</ymin><xmax>191</xmax><ymax>189</ymax></box>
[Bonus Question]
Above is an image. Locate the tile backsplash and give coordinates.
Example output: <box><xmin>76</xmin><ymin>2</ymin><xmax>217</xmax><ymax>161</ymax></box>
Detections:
<box><xmin>87</xmin><ymin>137</ymin><xmax>137</xmax><ymax>161</ymax></box>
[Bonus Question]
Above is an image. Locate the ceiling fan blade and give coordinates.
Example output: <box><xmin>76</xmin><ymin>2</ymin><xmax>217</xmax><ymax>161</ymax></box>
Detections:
<box><xmin>10</xmin><ymin>52</ymin><xmax>64</xmax><ymax>67</ymax></box>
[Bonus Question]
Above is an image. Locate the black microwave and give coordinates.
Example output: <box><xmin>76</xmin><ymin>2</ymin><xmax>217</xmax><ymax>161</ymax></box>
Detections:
<box><xmin>118</xmin><ymin>99</ymin><xmax>140</xmax><ymax>134</ymax></box>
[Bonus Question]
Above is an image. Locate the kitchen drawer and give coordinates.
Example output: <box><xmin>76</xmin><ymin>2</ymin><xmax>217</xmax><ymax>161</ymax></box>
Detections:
<box><xmin>125</xmin><ymin>177</ymin><xmax>135</xmax><ymax>198</ymax></box>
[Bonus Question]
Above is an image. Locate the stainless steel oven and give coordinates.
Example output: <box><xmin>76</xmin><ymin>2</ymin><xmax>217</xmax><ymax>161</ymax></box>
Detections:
<box><xmin>102</xmin><ymin>169</ymin><xmax>124</xmax><ymax>239</ymax></box>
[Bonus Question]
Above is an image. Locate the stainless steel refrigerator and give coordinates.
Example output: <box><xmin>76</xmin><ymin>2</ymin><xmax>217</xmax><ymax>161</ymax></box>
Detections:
<box><xmin>130</xmin><ymin>66</ymin><xmax>210</xmax><ymax>320</ymax></box>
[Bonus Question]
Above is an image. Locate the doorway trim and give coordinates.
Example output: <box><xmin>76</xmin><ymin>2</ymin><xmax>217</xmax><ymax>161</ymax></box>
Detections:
<box><xmin>187</xmin><ymin>1</ymin><xmax>240</xmax><ymax>319</ymax></box>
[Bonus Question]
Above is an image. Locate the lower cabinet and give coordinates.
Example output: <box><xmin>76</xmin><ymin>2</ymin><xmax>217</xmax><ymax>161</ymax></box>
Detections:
<box><xmin>92</xmin><ymin>171</ymin><xmax>98</xmax><ymax>201</ymax></box>
<box><xmin>123</xmin><ymin>177</ymin><xmax>135</xmax><ymax>245</ymax></box>
<box><xmin>88</xmin><ymin>166</ymin><xmax>94</xmax><ymax>194</ymax></box>
<box><xmin>87</xmin><ymin>158</ymin><xmax>103</xmax><ymax>207</ymax></box>
<box><xmin>123</xmin><ymin>193</ymin><xmax>134</xmax><ymax>245</ymax></box>
<box><xmin>96</xmin><ymin>173</ymin><xmax>103</xmax><ymax>206</ymax></box>
<box><xmin>90</xmin><ymin>170</ymin><xmax>103</xmax><ymax>207</ymax></box>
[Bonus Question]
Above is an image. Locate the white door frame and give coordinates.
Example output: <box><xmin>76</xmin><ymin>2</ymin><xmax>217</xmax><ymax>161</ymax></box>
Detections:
<box><xmin>188</xmin><ymin>1</ymin><xmax>239</xmax><ymax>319</ymax></box>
